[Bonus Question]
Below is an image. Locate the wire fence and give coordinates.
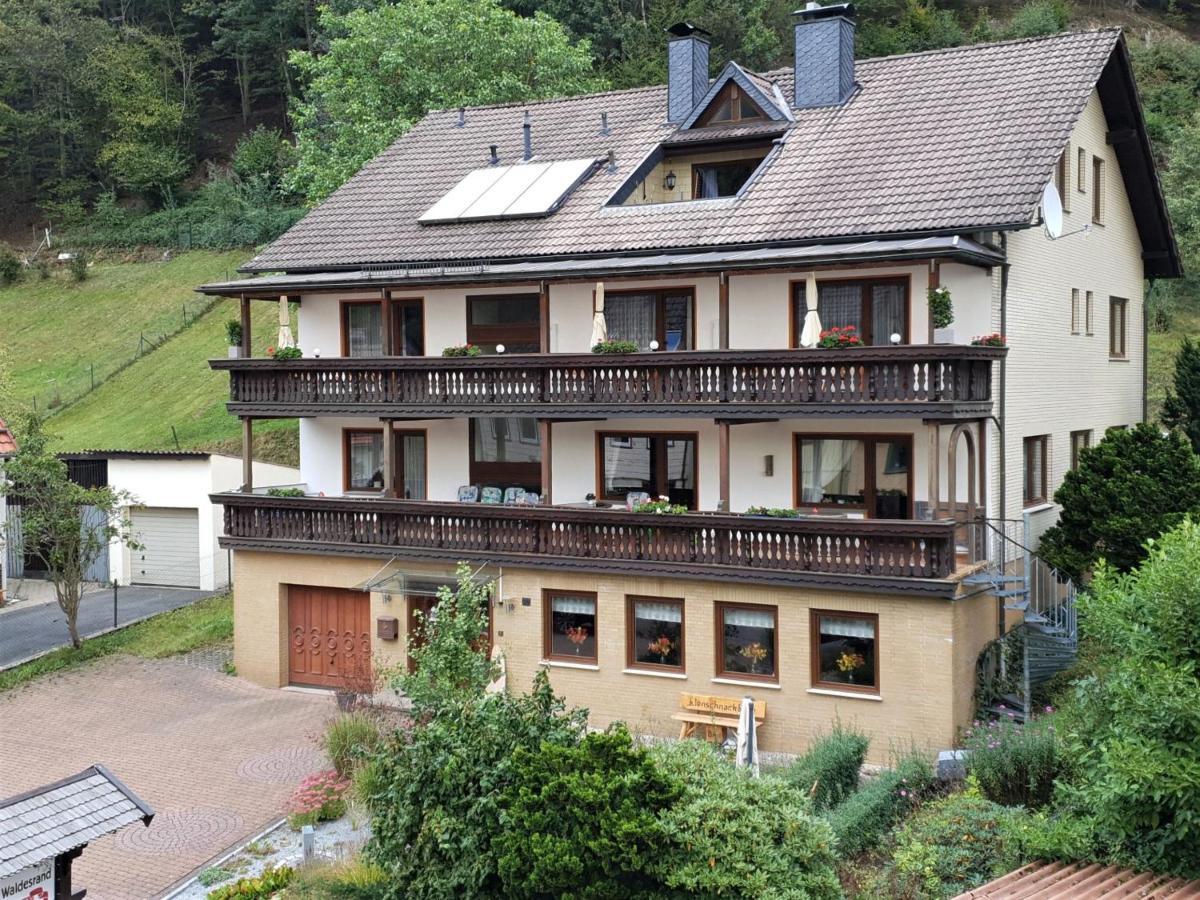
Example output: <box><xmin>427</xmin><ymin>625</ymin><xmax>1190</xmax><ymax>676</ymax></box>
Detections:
<box><xmin>29</xmin><ymin>297</ymin><xmax>218</xmax><ymax>415</ymax></box>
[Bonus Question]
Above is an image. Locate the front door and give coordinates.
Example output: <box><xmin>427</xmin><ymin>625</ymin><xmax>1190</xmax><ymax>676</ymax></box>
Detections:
<box><xmin>288</xmin><ymin>586</ymin><xmax>372</xmax><ymax>688</ymax></box>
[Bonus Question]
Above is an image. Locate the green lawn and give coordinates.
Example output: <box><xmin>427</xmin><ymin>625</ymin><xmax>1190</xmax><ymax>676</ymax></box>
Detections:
<box><xmin>0</xmin><ymin>593</ymin><xmax>233</xmax><ymax>693</ymax></box>
<box><xmin>47</xmin><ymin>294</ymin><xmax>298</xmax><ymax>460</ymax></box>
<box><xmin>1148</xmin><ymin>306</ymin><xmax>1200</xmax><ymax>424</ymax></box>
<box><xmin>2</xmin><ymin>251</ymin><xmax>247</xmax><ymax>410</ymax></box>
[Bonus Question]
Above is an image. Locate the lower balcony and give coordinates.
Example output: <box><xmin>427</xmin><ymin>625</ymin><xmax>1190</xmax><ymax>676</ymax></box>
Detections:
<box><xmin>214</xmin><ymin>493</ymin><xmax>968</xmax><ymax>597</ymax></box>
<box><xmin>211</xmin><ymin>346</ymin><xmax>1003</xmax><ymax>419</ymax></box>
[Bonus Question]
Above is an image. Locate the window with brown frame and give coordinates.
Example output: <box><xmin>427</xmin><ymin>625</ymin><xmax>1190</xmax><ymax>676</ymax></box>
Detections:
<box><xmin>1023</xmin><ymin>435</ymin><xmax>1049</xmax><ymax>507</ymax></box>
<box><xmin>626</xmin><ymin>596</ymin><xmax>684</xmax><ymax>672</ymax></box>
<box><xmin>1092</xmin><ymin>156</ymin><xmax>1105</xmax><ymax>224</ymax></box>
<box><xmin>1070</xmin><ymin>288</ymin><xmax>1080</xmax><ymax>334</ymax></box>
<box><xmin>695</xmin><ymin>83</ymin><xmax>766</xmax><ymax>127</ymax></box>
<box><xmin>1085</xmin><ymin>290</ymin><xmax>1095</xmax><ymax>335</ymax></box>
<box><xmin>716</xmin><ymin>602</ymin><xmax>777</xmax><ymax>682</ymax></box>
<box><xmin>466</xmin><ymin>294</ymin><xmax>541</xmax><ymax>354</ymax></box>
<box><xmin>469</xmin><ymin>417</ymin><xmax>541</xmax><ymax>492</ymax></box>
<box><xmin>1077</xmin><ymin>147</ymin><xmax>1087</xmax><ymax>192</ymax></box>
<box><xmin>341</xmin><ymin>298</ymin><xmax>424</xmax><ymax>357</ymax></box>
<box><xmin>792</xmin><ymin>277</ymin><xmax>909</xmax><ymax>346</ymax></box>
<box><xmin>544</xmin><ymin>590</ymin><xmax>598</xmax><ymax>663</ymax></box>
<box><xmin>691</xmin><ymin>158</ymin><xmax>763</xmax><ymax>199</ymax></box>
<box><xmin>604</xmin><ymin>288</ymin><xmax>694</xmax><ymax>350</ymax></box>
<box><xmin>1070</xmin><ymin>429</ymin><xmax>1092</xmax><ymax>469</ymax></box>
<box><xmin>811</xmin><ymin>610</ymin><xmax>878</xmax><ymax>692</ymax></box>
<box><xmin>343</xmin><ymin>428</ymin><xmax>426</xmax><ymax>498</ymax></box>
<box><xmin>1109</xmin><ymin>297</ymin><xmax>1128</xmax><ymax>359</ymax></box>
<box><xmin>795</xmin><ymin>434</ymin><xmax>912</xmax><ymax>518</ymax></box>
<box><xmin>598</xmin><ymin>432</ymin><xmax>697</xmax><ymax>508</ymax></box>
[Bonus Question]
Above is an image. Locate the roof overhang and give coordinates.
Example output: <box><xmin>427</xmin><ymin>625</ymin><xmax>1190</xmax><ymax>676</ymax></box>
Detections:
<box><xmin>199</xmin><ymin>234</ymin><xmax>1004</xmax><ymax>298</ymax></box>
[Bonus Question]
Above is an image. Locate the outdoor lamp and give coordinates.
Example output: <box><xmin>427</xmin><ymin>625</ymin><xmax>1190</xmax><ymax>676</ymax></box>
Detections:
<box><xmin>496</xmin><ymin>343</ymin><xmax>506</xmax><ymax>354</ymax></box>
<box><xmin>649</xmin><ymin>340</ymin><xmax>660</xmax><ymax>351</ymax></box>
<box><xmin>890</xmin><ymin>333</ymin><xmax>902</xmax><ymax>345</ymax></box>
<box><xmin>664</xmin><ymin>170</ymin><xmax>677</xmax><ymax>191</ymax></box>
<box><xmin>313</xmin><ymin>347</ymin><xmax>321</xmax><ymax>358</ymax></box>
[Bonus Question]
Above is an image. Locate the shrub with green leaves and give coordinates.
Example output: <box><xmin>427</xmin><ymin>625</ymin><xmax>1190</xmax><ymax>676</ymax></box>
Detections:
<box><xmin>495</xmin><ymin>726</ymin><xmax>677</xmax><ymax>898</ymax></box>
<box><xmin>649</xmin><ymin>740</ymin><xmax>842</xmax><ymax>899</ymax></box>
<box><xmin>0</xmin><ymin>244</ymin><xmax>22</xmax><ymax>285</ymax></box>
<box><xmin>323</xmin><ymin>711</ymin><xmax>382</xmax><ymax>778</ymax></box>
<box><xmin>962</xmin><ymin>714</ymin><xmax>1061</xmax><ymax>809</ymax></box>
<box><xmin>825</xmin><ymin>751</ymin><xmax>936</xmax><ymax>856</ymax></box>
<box><xmin>206</xmin><ymin>865</ymin><xmax>294</xmax><ymax>900</ymax></box>
<box><xmin>363</xmin><ymin>671</ymin><xmax>587</xmax><ymax>899</ymax></box>
<box><xmin>785</xmin><ymin>723</ymin><xmax>870</xmax><ymax>811</ymax></box>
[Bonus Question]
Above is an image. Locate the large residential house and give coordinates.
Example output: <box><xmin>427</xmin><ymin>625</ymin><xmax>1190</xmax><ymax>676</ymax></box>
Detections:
<box><xmin>200</xmin><ymin>10</ymin><xmax>1178</xmax><ymax>759</ymax></box>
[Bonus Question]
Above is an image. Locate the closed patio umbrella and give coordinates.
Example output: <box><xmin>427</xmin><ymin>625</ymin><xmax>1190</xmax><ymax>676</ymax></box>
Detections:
<box><xmin>590</xmin><ymin>281</ymin><xmax>607</xmax><ymax>348</ymax></box>
<box><xmin>735</xmin><ymin>696</ymin><xmax>760</xmax><ymax>777</ymax></box>
<box><xmin>798</xmin><ymin>271</ymin><xmax>822</xmax><ymax>348</ymax></box>
<box><xmin>277</xmin><ymin>294</ymin><xmax>295</xmax><ymax>349</ymax></box>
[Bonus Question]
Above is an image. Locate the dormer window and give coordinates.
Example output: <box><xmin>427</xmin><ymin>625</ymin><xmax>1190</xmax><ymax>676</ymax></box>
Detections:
<box><xmin>614</xmin><ymin>141</ymin><xmax>773</xmax><ymax>206</ymax></box>
<box><xmin>696</xmin><ymin>84</ymin><xmax>765</xmax><ymax>127</ymax></box>
<box><xmin>693</xmin><ymin>158</ymin><xmax>763</xmax><ymax>199</ymax></box>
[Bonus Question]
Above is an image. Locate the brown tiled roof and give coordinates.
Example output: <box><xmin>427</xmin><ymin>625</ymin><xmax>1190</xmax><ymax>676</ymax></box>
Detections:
<box><xmin>244</xmin><ymin>29</ymin><xmax>1142</xmax><ymax>274</ymax></box>
<box><xmin>0</xmin><ymin>419</ymin><xmax>16</xmax><ymax>457</ymax></box>
<box><xmin>953</xmin><ymin>861</ymin><xmax>1200</xmax><ymax>899</ymax></box>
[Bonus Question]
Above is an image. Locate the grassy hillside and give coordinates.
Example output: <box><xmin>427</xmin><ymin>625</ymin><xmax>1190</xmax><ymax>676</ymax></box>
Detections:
<box><xmin>2</xmin><ymin>251</ymin><xmax>247</xmax><ymax>410</ymax></box>
<box><xmin>47</xmin><ymin>296</ymin><xmax>298</xmax><ymax>462</ymax></box>
<box><xmin>1148</xmin><ymin>306</ymin><xmax>1200</xmax><ymax>424</ymax></box>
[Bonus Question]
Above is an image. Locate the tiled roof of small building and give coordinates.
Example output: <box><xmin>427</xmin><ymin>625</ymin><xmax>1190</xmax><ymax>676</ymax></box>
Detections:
<box><xmin>0</xmin><ymin>765</ymin><xmax>153</xmax><ymax>877</ymax></box>
<box><xmin>244</xmin><ymin>29</ymin><xmax>1169</xmax><ymax>276</ymax></box>
<box><xmin>953</xmin><ymin>861</ymin><xmax>1200</xmax><ymax>899</ymax></box>
<box><xmin>0</xmin><ymin>418</ymin><xmax>16</xmax><ymax>457</ymax></box>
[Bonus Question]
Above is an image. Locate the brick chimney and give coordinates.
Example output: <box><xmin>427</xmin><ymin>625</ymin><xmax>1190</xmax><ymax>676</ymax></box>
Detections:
<box><xmin>666</xmin><ymin>23</ymin><xmax>711</xmax><ymax>124</ymax></box>
<box><xmin>793</xmin><ymin>2</ymin><xmax>856</xmax><ymax>109</ymax></box>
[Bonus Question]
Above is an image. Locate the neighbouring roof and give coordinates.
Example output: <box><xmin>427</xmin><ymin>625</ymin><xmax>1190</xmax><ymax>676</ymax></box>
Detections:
<box><xmin>0</xmin><ymin>419</ymin><xmax>17</xmax><ymax>457</ymax></box>
<box><xmin>241</xmin><ymin>29</ymin><xmax>1179</xmax><ymax>278</ymax></box>
<box><xmin>56</xmin><ymin>449</ymin><xmax>211</xmax><ymax>460</ymax></box>
<box><xmin>953</xmin><ymin>861</ymin><xmax>1200</xmax><ymax>899</ymax></box>
<box><xmin>0</xmin><ymin>765</ymin><xmax>153</xmax><ymax>877</ymax></box>
<box><xmin>201</xmin><ymin>235</ymin><xmax>1003</xmax><ymax>296</ymax></box>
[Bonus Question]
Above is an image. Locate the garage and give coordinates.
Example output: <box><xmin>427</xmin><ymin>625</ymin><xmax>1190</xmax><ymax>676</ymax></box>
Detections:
<box><xmin>131</xmin><ymin>507</ymin><xmax>201</xmax><ymax>588</ymax></box>
<box><xmin>287</xmin><ymin>586</ymin><xmax>372</xmax><ymax>688</ymax></box>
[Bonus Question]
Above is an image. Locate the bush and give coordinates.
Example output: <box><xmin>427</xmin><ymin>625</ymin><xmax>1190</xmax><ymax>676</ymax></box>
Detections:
<box><xmin>363</xmin><ymin>672</ymin><xmax>587</xmax><ymax>899</ymax></box>
<box><xmin>287</xmin><ymin>769</ymin><xmax>350</xmax><ymax>830</ymax></box>
<box><xmin>962</xmin><ymin>714</ymin><xmax>1062</xmax><ymax>809</ymax></box>
<box><xmin>323</xmin><ymin>711</ymin><xmax>382</xmax><ymax>778</ymax></box>
<box><xmin>649</xmin><ymin>740</ymin><xmax>842</xmax><ymax>899</ymax></box>
<box><xmin>1000</xmin><ymin>0</ymin><xmax>1071</xmax><ymax>39</ymax></box>
<box><xmin>0</xmin><ymin>245</ymin><xmax>22</xmax><ymax>285</ymax></box>
<box><xmin>232</xmin><ymin>125</ymin><xmax>296</xmax><ymax>188</ymax></box>
<box><xmin>826</xmin><ymin>751</ymin><xmax>935</xmax><ymax>856</ymax></box>
<box><xmin>286</xmin><ymin>858</ymin><xmax>387</xmax><ymax>899</ymax></box>
<box><xmin>206</xmin><ymin>866</ymin><xmax>293</xmax><ymax>900</ymax></box>
<box><xmin>785</xmin><ymin>723</ymin><xmax>870</xmax><ymax>811</ymax></box>
<box><xmin>68</xmin><ymin>252</ymin><xmax>88</xmax><ymax>282</ymax></box>
<box><xmin>197</xmin><ymin>866</ymin><xmax>234</xmax><ymax>887</ymax></box>
<box><xmin>886</xmin><ymin>784</ymin><xmax>1026</xmax><ymax>899</ymax></box>
<box><xmin>495</xmin><ymin>726</ymin><xmax>677</xmax><ymax>898</ymax></box>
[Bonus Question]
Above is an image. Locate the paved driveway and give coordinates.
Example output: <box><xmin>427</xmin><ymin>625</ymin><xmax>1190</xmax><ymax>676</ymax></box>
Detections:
<box><xmin>0</xmin><ymin>654</ymin><xmax>335</xmax><ymax>898</ymax></box>
<box><xmin>0</xmin><ymin>586</ymin><xmax>218</xmax><ymax>668</ymax></box>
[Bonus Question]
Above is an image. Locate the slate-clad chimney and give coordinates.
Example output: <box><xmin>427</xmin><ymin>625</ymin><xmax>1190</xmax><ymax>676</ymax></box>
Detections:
<box><xmin>666</xmin><ymin>23</ymin><xmax>711</xmax><ymax>124</ymax></box>
<box><xmin>793</xmin><ymin>2</ymin><xmax>856</xmax><ymax>109</ymax></box>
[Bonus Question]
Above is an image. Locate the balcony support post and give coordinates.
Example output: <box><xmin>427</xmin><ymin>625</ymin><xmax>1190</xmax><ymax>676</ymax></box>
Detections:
<box><xmin>927</xmin><ymin>422</ymin><xmax>940</xmax><ymax>518</ymax></box>
<box><xmin>241</xmin><ymin>416</ymin><xmax>254</xmax><ymax>492</ymax></box>
<box><xmin>381</xmin><ymin>418</ymin><xmax>396</xmax><ymax>498</ymax></box>
<box><xmin>239</xmin><ymin>293</ymin><xmax>251</xmax><ymax>357</ymax></box>
<box><xmin>538</xmin><ymin>418</ymin><xmax>553</xmax><ymax>504</ymax></box>
<box><xmin>380</xmin><ymin>289</ymin><xmax>393</xmax><ymax>356</ymax></box>
<box><xmin>718</xmin><ymin>271</ymin><xmax>729</xmax><ymax>350</ymax></box>
<box><xmin>926</xmin><ymin>259</ymin><xmax>940</xmax><ymax>344</ymax></box>
<box><xmin>718</xmin><ymin>419</ymin><xmax>731</xmax><ymax>512</ymax></box>
<box><xmin>539</xmin><ymin>280</ymin><xmax>550</xmax><ymax>353</ymax></box>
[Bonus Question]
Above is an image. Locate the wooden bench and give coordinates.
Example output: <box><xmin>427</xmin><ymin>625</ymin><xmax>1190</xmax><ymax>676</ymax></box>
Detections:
<box><xmin>671</xmin><ymin>692</ymin><xmax>767</xmax><ymax>743</ymax></box>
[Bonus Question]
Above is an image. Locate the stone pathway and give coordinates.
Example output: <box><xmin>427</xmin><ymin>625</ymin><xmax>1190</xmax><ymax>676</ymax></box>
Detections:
<box><xmin>0</xmin><ymin>654</ymin><xmax>336</xmax><ymax>899</ymax></box>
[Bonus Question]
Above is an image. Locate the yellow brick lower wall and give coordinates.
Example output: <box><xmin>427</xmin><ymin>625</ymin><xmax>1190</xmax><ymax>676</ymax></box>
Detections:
<box><xmin>231</xmin><ymin>550</ymin><xmax>996</xmax><ymax>763</ymax></box>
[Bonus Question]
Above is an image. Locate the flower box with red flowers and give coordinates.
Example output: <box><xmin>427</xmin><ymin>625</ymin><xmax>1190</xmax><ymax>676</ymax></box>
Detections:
<box><xmin>267</xmin><ymin>345</ymin><xmax>303</xmax><ymax>361</ymax></box>
<box><xmin>816</xmin><ymin>326</ymin><xmax>864</xmax><ymax>349</ymax></box>
<box><xmin>970</xmin><ymin>333</ymin><xmax>1006</xmax><ymax>347</ymax></box>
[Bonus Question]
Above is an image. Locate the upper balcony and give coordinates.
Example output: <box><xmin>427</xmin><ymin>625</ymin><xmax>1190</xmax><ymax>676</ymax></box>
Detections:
<box><xmin>210</xmin><ymin>345</ymin><xmax>1003</xmax><ymax>420</ymax></box>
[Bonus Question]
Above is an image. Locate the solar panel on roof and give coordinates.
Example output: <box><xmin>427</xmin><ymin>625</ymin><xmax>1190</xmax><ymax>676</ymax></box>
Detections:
<box><xmin>419</xmin><ymin>158</ymin><xmax>598</xmax><ymax>224</ymax></box>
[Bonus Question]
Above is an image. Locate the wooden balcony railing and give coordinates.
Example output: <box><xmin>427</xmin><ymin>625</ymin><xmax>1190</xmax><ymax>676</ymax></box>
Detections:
<box><xmin>214</xmin><ymin>493</ymin><xmax>961</xmax><ymax>595</ymax></box>
<box><xmin>211</xmin><ymin>345</ymin><xmax>1004</xmax><ymax>419</ymax></box>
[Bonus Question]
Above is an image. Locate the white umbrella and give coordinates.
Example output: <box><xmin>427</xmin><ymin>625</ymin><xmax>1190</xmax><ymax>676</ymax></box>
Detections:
<box><xmin>590</xmin><ymin>281</ymin><xmax>607</xmax><ymax>348</ymax></box>
<box><xmin>277</xmin><ymin>294</ymin><xmax>295</xmax><ymax>349</ymax></box>
<box><xmin>798</xmin><ymin>271</ymin><xmax>822</xmax><ymax>348</ymax></box>
<box><xmin>735</xmin><ymin>696</ymin><xmax>760</xmax><ymax>777</ymax></box>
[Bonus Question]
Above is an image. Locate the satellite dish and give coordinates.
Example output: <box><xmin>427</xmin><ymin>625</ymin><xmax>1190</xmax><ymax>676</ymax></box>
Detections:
<box><xmin>1042</xmin><ymin>181</ymin><xmax>1064</xmax><ymax>239</ymax></box>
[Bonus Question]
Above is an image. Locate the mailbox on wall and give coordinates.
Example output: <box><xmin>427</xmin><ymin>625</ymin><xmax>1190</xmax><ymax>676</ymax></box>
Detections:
<box><xmin>376</xmin><ymin>616</ymin><xmax>399</xmax><ymax>640</ymax></box>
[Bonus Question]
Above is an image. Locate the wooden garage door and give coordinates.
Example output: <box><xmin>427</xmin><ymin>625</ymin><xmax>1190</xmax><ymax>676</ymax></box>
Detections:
<box><xmin>288</xmin><ymin>586</ymin><xmax>372</xmax><ymax>689</ymax></box>
<box><xmin>131</xmin><ymin>507</ymin><xmax>200</xmax><ymax>588</ymax></box>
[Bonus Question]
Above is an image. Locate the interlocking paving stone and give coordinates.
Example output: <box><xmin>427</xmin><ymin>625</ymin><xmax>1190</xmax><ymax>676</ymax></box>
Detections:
<box><xmin>0</xmin><ymin>655</ymin><xmax>334</xmax><ymax>899</ymax></box>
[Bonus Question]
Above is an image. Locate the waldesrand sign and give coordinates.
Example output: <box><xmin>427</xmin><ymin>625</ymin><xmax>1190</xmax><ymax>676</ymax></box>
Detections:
<box><xmin>0</xmin><ymin>860</ymin><xmax>54</xmax><ymax>900</ymax></box>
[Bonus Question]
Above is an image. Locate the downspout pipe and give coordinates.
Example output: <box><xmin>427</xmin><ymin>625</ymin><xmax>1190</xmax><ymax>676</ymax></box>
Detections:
<box><xmin>997</xmin><ymin>232</ymin><xmax>1010</xmax><ymax>640</ymax></box>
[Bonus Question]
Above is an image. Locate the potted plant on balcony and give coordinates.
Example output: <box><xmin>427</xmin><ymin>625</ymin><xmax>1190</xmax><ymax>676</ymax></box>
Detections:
<box><xmin>633</xmin><ymin>496</ymin><xmax>687</xmax><ymax>515</ymax></box>
<box><xmin>591</xmin><ymin>339</ymin><xmax>639</xmax><ymax>354</ymax></box>
<box><xmin>745</xmin><ymin>506</ymin><xmax>801</xmax><ymax>518</ymax></box>
<box><xmin>816</xmin><ymin>326</ymin><xmax>863</xmax><ymax>349</ymax></box>
<box><xmin>267</xmin><ymin>345</ymin><xmax>303</xmax><ymax>360</ymax></box>
<box><xmin>929</xmin><ymin>286</ymin><xmax>955</xmax><ymax>343</ymax></box>
<box><xmin>266</xmin><ymin>487</ymin><xmax>306</xmax><ymax>498</ymax></box>
<box><xmin>226</xmin><ymin>319</ymin><xmax>243</xmax><ymax>358</ymax></box>
<box><xmin>442</xmin><ymin>343</ymin><xmax>482</xmax><ymax>357</ymax></box>
<box><xmin>971</xmin><ymin>333</ymin><xmax>1006</xmax><ymax>347</ymax></box>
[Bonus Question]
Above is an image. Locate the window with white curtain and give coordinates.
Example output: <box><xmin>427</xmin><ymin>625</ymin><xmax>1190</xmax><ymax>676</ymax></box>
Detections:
<box><xmin>345</xmin><ymin>431</ymin><xmax>383</xmax><ymax>491</ymax></box>
<box><xmin>628</xmin><ymin>597</ymin><xmax>684</xmax><ymax>670</ymax></box>
<box><xmin>718</xmin><ymin>603</ymin><xmax>777</xmax><ymax>681</ymax></box>
<box><xmin>798</xmin><ymin>438</ymin><xmax>865</xmax><ymax>506</ymax></box>
<box><xmin>399</xmin><ymin>432</ymin><xmax>426</xmax><ymax>500</ymax></box>
<box><xmin>812</xmin><ymin>611</ymin><xmax>878</xmax><ymax>690</ymax></box>
<box><xmin>546</xmin><ymin>591</ymin><xmax>598</xmax><ymax>662</ymax></box>
<box><xmin>604</xmin><ymin>290</ymin><xmax>693</xmax><ymax>351</ymax></box>
<box><xmin>345</xmin><ymin>303</ymin><xmax>383</xmax><ymax>357</ymax></box>
<box><xmin>791</xmin><ymin>278</ymin><xmax>909</xmax><ymax>346</ymax></box>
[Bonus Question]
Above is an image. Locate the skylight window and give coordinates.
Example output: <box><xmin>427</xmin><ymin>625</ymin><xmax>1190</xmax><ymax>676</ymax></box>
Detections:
<box><xmin>419</xmin><ymin>158</ymin><xmax>598</xmax><ymax>225</ymax></box>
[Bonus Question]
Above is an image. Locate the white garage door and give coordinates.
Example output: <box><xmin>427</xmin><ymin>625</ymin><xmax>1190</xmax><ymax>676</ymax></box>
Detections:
<box><xmin>131</xmin><ymin>507</ymin><xmax>200</xmax><ymax>588</ymax></box>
